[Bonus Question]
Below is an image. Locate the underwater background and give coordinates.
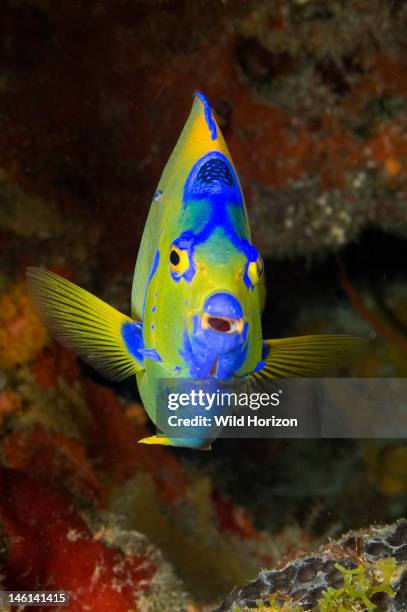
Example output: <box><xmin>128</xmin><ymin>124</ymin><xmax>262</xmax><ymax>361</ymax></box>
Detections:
<box><xmin>1</xmin><ymin>1</ymin><xmax>407</xmax><ymax>610</ymax></box>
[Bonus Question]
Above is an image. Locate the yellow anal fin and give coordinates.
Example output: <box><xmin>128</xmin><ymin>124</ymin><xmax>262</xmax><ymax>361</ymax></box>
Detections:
<box><xmin>253</xmin><ymin>335</ymin><xmax>367</xmax><ymax>379</ymax></box>
<box><xmin>26</xmin><ymin>267</ymin><xmax>143</xmax><ymax>381</ymax></box>
<box><xmin>138</xmin><ymin>435</ymin><xmax>173</xmax><ymax>446</ymax></box>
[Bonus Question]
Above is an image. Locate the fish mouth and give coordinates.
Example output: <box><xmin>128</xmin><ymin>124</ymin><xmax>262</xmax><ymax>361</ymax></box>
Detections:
<box><xmin>201</xmin><ymin>312</ymin><xmax>244</xmax><ymax>334</ymax></box>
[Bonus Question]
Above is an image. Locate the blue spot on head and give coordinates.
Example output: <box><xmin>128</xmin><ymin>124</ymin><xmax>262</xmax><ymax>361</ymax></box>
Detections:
<box><xmin>195</xmin><ymin>91</ymin><xmax>217</xmax><ymax>140</ymax></box>
<box><xmin>183</xmin><ymin>152</ymin><xmax>242</xmax><ymax>207</ymax></box>
<box><xmin>197</xmin><ymin>158</ymin><xmax>235</xmax><ymax>188</ymax></box>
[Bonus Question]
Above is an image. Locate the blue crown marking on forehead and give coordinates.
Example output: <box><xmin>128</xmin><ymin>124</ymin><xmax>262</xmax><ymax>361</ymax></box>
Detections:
<box><xmin>183</xmin><ymin>152</ymin><xmax>242</xmax><ymax>207</ymax></box>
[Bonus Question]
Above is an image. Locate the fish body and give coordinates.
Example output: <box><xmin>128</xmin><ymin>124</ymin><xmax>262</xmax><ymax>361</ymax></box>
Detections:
<box><xmin>134</xmin><ymin>94</ymin><xmax>264</xmax><ymax>434</ymax></box>
<box><xmin>27</xmin><ymin>93</ymin><xmax>364</xmax><ymax>450</ymax></box>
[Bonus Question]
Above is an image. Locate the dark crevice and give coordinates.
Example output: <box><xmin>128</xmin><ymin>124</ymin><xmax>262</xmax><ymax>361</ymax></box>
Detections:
<box><xmin>263</xmin><ymin>227</ymin><xmax>407</xmax><ymax>339</ymax></box>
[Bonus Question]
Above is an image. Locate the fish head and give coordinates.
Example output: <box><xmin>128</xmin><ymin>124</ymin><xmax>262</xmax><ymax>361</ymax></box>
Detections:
<box><xmin>166</xmin><ymin>207</ymin><xmax>264</xmax><ymax>377</ymax></box>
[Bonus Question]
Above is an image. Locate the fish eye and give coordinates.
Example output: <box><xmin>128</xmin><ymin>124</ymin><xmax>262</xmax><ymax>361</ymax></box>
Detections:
<box><xmin>170</xmin><ymin>250</ymin><xmax>180</xmax><ymax>265</ymax></box>
<box><xmin>247</xmin><ymin>255</ymin><xmax>264</xmax><ymax>286</ymax></box>
<box><xmin>169</xmin><ymin>245</ymin><xmax>189</xmax><ymax>276</ymax></box>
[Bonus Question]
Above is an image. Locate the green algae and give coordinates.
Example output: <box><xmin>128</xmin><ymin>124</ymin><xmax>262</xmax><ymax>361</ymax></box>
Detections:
<box><xmin>318</xmin><ymin>557</ymin><xmax>397</xmax><ymax>611</ymax></box>
<box><xmin>232</xmin><ymin>557</ymin><xmax>397</xmax><ymax>611</ymax></box>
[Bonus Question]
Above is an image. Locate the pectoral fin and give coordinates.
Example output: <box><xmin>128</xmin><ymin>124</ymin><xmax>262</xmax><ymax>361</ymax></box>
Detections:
<box><xmin>252</xmin><ymin>335</ymin><xmax>367</xmax><ymax>380</ymax></box>
<box><xmin>26</xmin><ymin>267</ymin><xmax>144</xmax><ymax>381</ymax></box>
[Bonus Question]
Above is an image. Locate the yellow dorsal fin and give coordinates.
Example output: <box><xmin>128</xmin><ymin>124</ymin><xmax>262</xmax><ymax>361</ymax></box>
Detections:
<box><xmin>252</xmin><ymin>335</ymin><xmax>367</xmax><ymax>379</ymax></box>
<box><xmin>26</xmin><ymin>267</ymin><xmax>143</xmax><ymax>381</ymax></box>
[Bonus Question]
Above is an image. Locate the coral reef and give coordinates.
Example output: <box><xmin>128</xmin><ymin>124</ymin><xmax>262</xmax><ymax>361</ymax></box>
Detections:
<box><xmin>0</xmin><ymin>467</ymin><xmax>188</xmax><ymax>611</ymax></box>
<box><xmin>217</xmin><ymin>520</ymin><xmax>407</xmax><ymax>611</ymax></box>
<box><xmin>0</xmin><ymin>282</ymin><xmax>49</xmax><ymax>370</ymax></box>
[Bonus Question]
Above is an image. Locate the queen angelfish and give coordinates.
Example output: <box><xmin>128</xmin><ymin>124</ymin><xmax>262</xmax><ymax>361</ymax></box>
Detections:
<box><xmin>26</xmin><ymin>92</ymin><xmax>364</xmax><ymax>450</ymax></box>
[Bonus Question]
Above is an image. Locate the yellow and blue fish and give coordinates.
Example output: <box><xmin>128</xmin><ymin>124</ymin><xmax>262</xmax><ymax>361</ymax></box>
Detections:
<box><xmin>27</xmin><ymin>92</ymin><xmax>363</xmax><ymax>450</ymax></box>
